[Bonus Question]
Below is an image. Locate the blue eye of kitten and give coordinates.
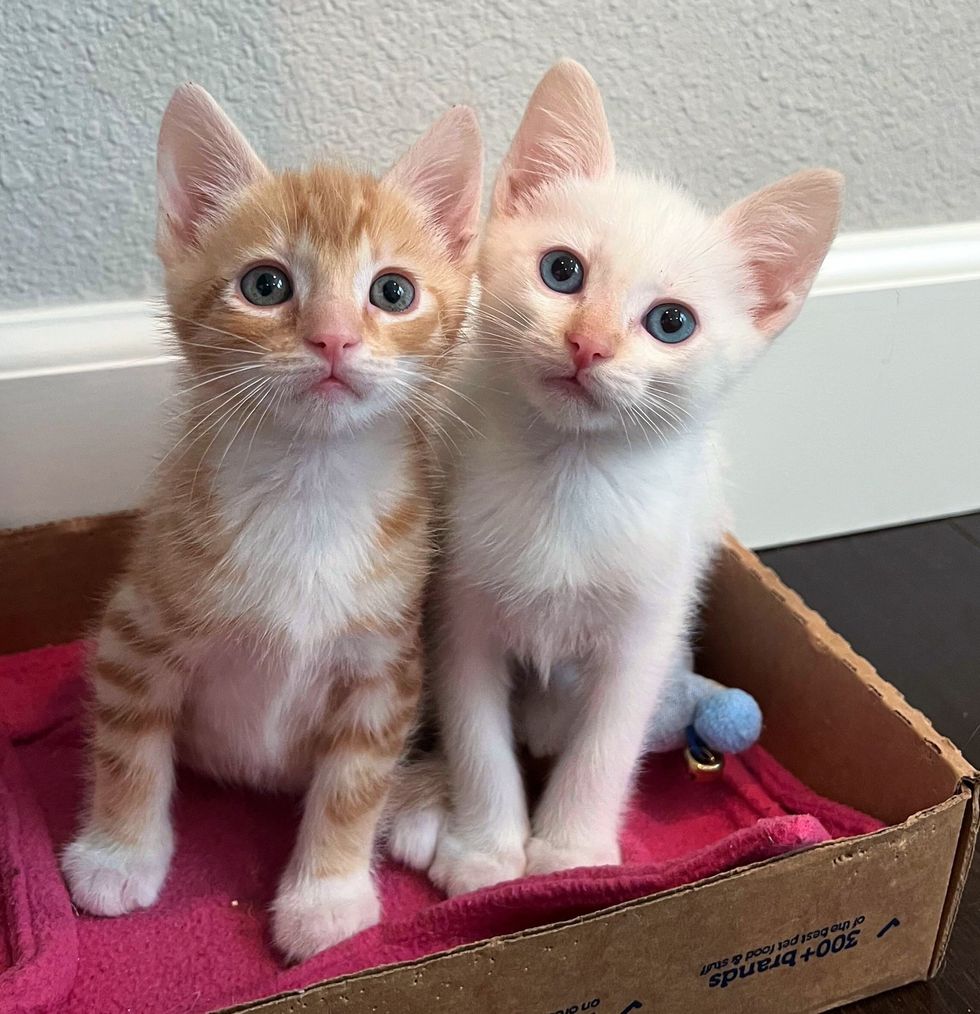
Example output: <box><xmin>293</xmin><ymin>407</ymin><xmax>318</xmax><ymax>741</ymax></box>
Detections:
<box><xmin>644</xmin><ymin>303</ymin><xmax>696</xmax><ymax>344</ymax></box>
<box><xmin>240</xmin><ymin>266</ymin><xmax>292</xmax><ymax>306</ymax></box>
<box><xmin>370</xmin><ymin>273</ymin><xmax>415</xmax><ymax>312</ymax></box>
<box><xmin>540</xmin><ymin>250</ymin><xmax>584</xmax><ymax>293</ymax></box>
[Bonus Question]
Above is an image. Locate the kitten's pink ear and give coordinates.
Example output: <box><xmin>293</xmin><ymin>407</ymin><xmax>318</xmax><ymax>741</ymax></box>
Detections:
<box><xmin>384</xmin><ymin>106</ymin><xmax>483</xmax><ymax>262</ymax></box>
<box><xmin>492</xmin><ymin>59</ymin><xmax>614</xmax><ymax>217</ymax></box>
<box><xmin>156</xmin><ymin>83</ymin><xmax>268</xmax><ymax>267</ymax></box>
<box><xmin>724</xmin><ymin>169</ymin><xmax>843</xmax><ymax>339</ymax></box>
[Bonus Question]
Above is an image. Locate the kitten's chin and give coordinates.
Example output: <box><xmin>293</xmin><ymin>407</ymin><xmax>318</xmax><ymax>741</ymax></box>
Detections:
<box><xmin>275</xmin><ymin>383</ymin><xmax>399</xmax><ymax>437</ymax></box>
<box><xmin>519</xmin><ymin>372</ymin><xmax>621</xmax><ymax>434</ymax></box>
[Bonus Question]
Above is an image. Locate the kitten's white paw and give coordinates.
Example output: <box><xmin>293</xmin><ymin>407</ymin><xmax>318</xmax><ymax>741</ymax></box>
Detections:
<box><xmin>429</xmin><ymin>831</ymin><xmax>526</xmax><ymax>896</ymax></box>
<box><xmin>388</xmin><ymin>803</ymin><xmax>445</xmax><ymax>871</ymax></box>
<box><xmin>62</xmin><ymin>833</ymin><xmax>172</xmax><ymax>916</ymax></box>
<box><xmin>271</xmin><ymin>871</ymin><xmax>380</xmax><ymax>964</ymax></box>
<box><xmin>525</xmin><ymin>835</ymin><xmax>621</xmax><ymax>876</ymax></box>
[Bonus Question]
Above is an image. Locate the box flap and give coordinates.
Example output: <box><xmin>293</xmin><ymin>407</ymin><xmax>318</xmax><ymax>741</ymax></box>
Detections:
<box><xmin>698</xmin><ymin>536</ymin><xmax>976</xmax><ymax>823</ymax></box>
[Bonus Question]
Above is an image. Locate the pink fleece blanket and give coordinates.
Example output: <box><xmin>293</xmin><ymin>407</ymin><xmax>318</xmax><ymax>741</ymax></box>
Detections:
<box><xmin>0</xmin><ymin>641</ymin><xmax>882</xmax><ymax>1014</ymax></box>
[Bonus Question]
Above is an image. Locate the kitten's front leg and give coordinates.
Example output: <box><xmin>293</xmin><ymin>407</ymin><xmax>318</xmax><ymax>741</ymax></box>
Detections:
<box><xmin>525</xmin><ymin>605</ymin><xmax>687</xmax><ymax>876</ymax></box>
<box><xmin>271</xmin><ymin>648</ymin><xmax>421</xmax><ymax>964</ymax></box>
<box><xmin>62</xmin><ymin>589</ymin><xmax>186</xmax><ymax>915</ymax></box>
<box><xmin>428</xmin><ymin>585</ymin><xmax>529</xmax><ymax>896</ymax></box>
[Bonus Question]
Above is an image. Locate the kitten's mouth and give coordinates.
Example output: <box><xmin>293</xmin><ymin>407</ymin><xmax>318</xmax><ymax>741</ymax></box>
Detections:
<box><xmin>309</xmin><ymin>372</ymin><xmax>358</xmax><ymax>400</ymax></box>
<box><xmin>545</xmin><ymin>373</ymin><xmax>595</xmax><ymax>402</ymax></box>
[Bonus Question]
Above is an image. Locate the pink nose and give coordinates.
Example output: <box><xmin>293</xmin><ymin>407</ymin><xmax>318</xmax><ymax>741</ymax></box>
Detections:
<box><xmin>566</xmin><ymin>332</ymin><xmax>612</xmax><ymax>373</ymax></box>
<box><xmin>305</xmin><ymin>333</ymin><xmax>361</xmax><ymax>366</ymax></box>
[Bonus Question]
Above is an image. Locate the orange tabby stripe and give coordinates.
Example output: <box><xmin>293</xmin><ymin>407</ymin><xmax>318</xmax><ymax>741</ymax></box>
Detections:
<box><xmin>314</xmin><ymin>698</ymin><xmax>418</xmax><ymax>758</ymax></box>
<box><xmin>345</xmin><ymin>613</ymin><xmax>409</xmax><ymax>639</ymax></box>
<box><xmin>307</xmin><ymin>759</ymin><xmax>403</xmax><ymax>879</ymax></box>
<box><xmin>369</xmin><ymin>495</ymin><xmax>427</xmax><ymax>578</ymax></box>
<box><xmin>304</xmin><ymin>647</ymin><xmax>422</xmax><ymax>878</ymax></box>
<box><xmin>93</xmin><ymin>656</ymin><xmax>148</xmax><ymax>696</ymax></box>
<box><xmin>103</xmin><ymin>608</ymin><xmax>171</xmax><ymax>659</ymax></box>
<box><xmin>83</xmin><ymin>586</ymin><xmax>185</xmax><ymax>843</ymax></box>
<box><xmin>311</xmin><ymin>655</ymin><xmax>421</xmax><ymax>758</ymax></box>
<box><xmin>89</xmin><ymin>739</ymin><xmax>160</xmax><ymax>842</ymax></box>
<box><xmin>391</xmin><ymin>647</ymin><xmax>423</xmax><ymax>700</ymax></box>
<box><xmin>310</xmin><ymin>807</ymin><xmax>387</xmax><ymax>879</ymax></box>
<box><xmin>377</xmin><ymin>498</ymin><xmax>422</xmax><ymax>552</ymax></box>
<box><xmin>92</xmin><ymin>698</ymin><xmax>174</xmax><ymax>735</ymax></box>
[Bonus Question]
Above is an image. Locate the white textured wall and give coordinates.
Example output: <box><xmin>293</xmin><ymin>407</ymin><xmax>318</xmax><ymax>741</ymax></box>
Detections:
<box><xmin>2</xmin><ymin>0</ymin><xmax>978</xmax><ymax>310</ymax></box>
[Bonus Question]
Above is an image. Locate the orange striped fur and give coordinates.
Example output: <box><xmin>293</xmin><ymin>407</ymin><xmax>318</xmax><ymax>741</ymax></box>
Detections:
<box><xmin>62</xmin><ymin>84</ymin><xmax>482</xmax><ymax>963</ymax></box>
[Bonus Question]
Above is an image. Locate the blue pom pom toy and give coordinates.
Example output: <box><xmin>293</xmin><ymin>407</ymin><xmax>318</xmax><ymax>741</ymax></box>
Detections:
<box><xmin>693</xmin><ymin>687</ymin><xmax>763</xmax><ymax>754</ymax></box>
<box><xmin>643</xmin><ymin>662</ymin><xmax>763</xmax><ymax>778</ymax></box>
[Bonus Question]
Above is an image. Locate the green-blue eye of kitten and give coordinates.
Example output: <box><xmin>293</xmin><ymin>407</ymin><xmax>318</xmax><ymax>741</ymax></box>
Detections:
<box><xmin>645</xmin><ymin>303</ymin><xmax>696</xmax><ymax>344</ymax></box>
<box><xmin>370</xmin><ymin>273</ymin><xmax>415</xmax><ymax>313</ymax></box>
<box><xmin>240</xmin><ymin>265</ymin><xmax>292</xmax><ymax>306</ymax></box>
<box><xmin>540</xmin><ymin>250</ymin><xmax>584</xmax><ymax>294</ymax></box>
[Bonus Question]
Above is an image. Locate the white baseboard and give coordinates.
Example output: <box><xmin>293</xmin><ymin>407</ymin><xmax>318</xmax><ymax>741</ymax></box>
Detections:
<box><xmin>2</xmin><ymin>222</ymin><xmax>979</xmax><ymax>546</ymax></box>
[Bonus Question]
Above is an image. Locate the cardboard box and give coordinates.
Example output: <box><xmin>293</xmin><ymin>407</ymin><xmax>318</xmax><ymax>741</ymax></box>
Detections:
<box><xmin>1</xmin><ymin>514</ymin><xmax>976</xmax><ymax>1014</ymax></box>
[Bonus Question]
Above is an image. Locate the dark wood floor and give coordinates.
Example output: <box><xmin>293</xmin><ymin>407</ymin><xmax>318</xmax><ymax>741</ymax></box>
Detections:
<box><xmin>759</xmin><ymin>514</ymin><xmax>980</xmax><ymax>1013</ymax></box>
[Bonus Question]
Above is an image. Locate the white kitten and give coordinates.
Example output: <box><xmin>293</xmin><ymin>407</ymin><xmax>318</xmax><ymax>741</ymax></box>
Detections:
<box><xmin>389</xmin><ymin>60</ymin><xmax>841</xmax><ymax>895</ymax></box>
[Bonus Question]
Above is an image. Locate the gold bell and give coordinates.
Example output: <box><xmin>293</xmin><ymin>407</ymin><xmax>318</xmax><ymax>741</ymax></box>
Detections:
<box><xmin>684</xmin><ymin>726</ymin><xmax>725</xmax><ymax>780</ymax></box>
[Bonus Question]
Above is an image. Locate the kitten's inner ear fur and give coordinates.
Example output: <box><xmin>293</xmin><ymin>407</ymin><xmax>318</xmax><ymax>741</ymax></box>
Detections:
<box><xmin>156</xmin><ymin>83</ymin><xmax>269</xmax><ymax>267</ymax></box>
<box><xmin>492</xmin><ymin>59</ymin><xmax>615</xmax><ymax>217</ymax></box>
<box><xmin>384</xmin><ymin>106</ymin><xmax>483</xmax><ymax>263</ymax></box>
<box><xmin>724</xmin><ymin>169</ymin><xmax>843</xmax><ymax>339</ymax></box>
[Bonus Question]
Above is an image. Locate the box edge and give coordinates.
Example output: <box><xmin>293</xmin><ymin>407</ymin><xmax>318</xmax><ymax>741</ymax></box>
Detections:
<box><xmin>928</xmin><ymin>775</ymin><xmax>979</xmax><ymax>976</ymax></box>
<box><xmin>219</xmin><ymin>794</ymin><xmax>969</xmax><ymax>1013</ymax></box>
<box><xmin>720</xmin><ymin>534</ymin><xmax>976</xmax><ymax>784</ymax></box>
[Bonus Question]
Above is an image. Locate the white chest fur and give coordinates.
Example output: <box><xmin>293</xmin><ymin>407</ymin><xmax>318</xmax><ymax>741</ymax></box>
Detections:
<box><xmin>177</xmin><ymin>420</ymin><xmax>412</xmax><ymax>788</ymax></box>
<box><xmin>201</xmin><ymin>420</ymin><xmax>414</xmax><ymax>641</ymax></box>
<box><xmin>447</xmin><ymin>380</ymin><xmax>725</xmax><ymax>668</ymax></box>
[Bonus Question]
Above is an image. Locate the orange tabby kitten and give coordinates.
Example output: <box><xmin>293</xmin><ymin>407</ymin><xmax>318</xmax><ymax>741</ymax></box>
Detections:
<box><xmin>61</xmin><ymin>84</ymin><xmax>482</xmax><ymax>962</ymax></box>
